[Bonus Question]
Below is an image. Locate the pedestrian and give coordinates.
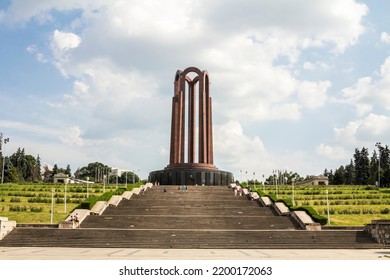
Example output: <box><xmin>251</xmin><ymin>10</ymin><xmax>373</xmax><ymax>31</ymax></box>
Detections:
<box><xmin>74</xmin><ymin>213</ymin><xmax>79</xmax><ymax>228</ymax></box>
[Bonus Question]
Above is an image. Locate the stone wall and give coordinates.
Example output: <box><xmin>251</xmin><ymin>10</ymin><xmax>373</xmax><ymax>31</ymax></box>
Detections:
<box><xmin>0</xmin><ymin>217</ymin><xmax>16</xmax><ymax>240</ymax></box>
<box><xmin>364</xmin><ymin>220</ymin><xmax>390</xmax><ymax>244</ymax></box>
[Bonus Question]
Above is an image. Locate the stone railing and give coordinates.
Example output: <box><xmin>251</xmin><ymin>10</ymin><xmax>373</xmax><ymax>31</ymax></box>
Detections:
<box><xmin>364</xmin><ymin>220</ymin><xmax>390</xmax><ymax>244</ymax></box>
<box><xmin>0</xmin><ymin>217</ymin><xmax>17</xmax><ymax>240</ymax></box>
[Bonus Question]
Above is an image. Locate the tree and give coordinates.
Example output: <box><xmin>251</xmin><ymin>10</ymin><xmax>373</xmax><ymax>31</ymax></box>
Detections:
<box><xmin>76</xmin><ymin>162</ymin><xmax>110</xmax><ymax>182</ymax></box>
<box><xmin>333</xmin><ymin>166</ymin><xmax>345</xmax><ymax>185</ymax></box>
<box><xmin>369</xmin><ymin>150</ymin><xmax>379</xmax><ymax>186</ymax></box>
<box><xmin>42</xmin><ymin>164</ymin><xmax>53</xmax><ymax>183</ymax></box>
<box><xmin>33</xmin><ymin>155</ymin><xmax>41</xmax><ymax>182</ymax></box>
<box><xmin>379</xmin><ymin>145</ymin><xmax>390</xmax><ymax>187</ymax></box>
<box><xmin>344</xmin><ymin>160</ymin><xmax>355</xmax><ymax>185</ymax></box>
<box><xmin>65</xmin><ymin>164</ymin><xmax>71</xmax><ymax>176</ymax></box>
<box><xmin>354</xmin><ymin>147</ymin><xmax>370</xmax><ymax>185</ymax></box>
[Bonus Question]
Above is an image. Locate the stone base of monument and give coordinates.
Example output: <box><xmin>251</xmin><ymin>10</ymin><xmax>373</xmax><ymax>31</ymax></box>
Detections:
<box><xmin>149</xmin><ymin>167</ymin><xmax>233</xmax><ymax>186</ymax></box>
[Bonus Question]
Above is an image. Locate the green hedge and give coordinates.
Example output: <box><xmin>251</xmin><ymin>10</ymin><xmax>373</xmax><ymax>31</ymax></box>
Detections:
<box><xmin>77</xmin><ymin>184</ymin><xmax>139</xmax><ymax>210</ymax></box>
<box><xmin>254</xmin><ymin>188</ymin><xmax>328</xmax><ymax>225</ymax></box>
<box><xmin>291</xmin><ymin>206</ymin><xmax>328</xmax><ymax>225</ymax></box>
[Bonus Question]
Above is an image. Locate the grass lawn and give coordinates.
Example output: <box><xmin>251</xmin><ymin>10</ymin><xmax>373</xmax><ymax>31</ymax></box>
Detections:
<box><xmin>0</xmin><ymin>183</ymin><xmax>139</xmax><ymax>224</ymax></box>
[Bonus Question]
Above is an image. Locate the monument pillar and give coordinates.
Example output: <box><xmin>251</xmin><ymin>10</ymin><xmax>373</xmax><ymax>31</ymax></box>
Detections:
<box><xmin>149</xmin><ymin>67</ymin><xmax>233</xmax><ymax>186</ymax></box>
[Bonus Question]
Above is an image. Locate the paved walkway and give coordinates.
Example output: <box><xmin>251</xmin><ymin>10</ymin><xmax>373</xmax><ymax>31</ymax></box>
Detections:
<box><xmin>1</xmin><ymin>247</ymin><xmax>390</xmax><ymax>260</ymax></box>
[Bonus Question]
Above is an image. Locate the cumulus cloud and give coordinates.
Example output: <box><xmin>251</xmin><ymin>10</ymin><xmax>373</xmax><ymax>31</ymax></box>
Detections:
<box><xmin>339</xmin><ymin>56</ymin><xmax>390</xmax><ymax>115</ymax></box>
<box><xmin>316</xmin><ymin>144</ymin><xmax>350</xmax><ymax>161</ymax></box>
<box><xmin>335</xmin><ymin>114</ymin><xmax>390</xmax><ymax>143</ymax></box>
<box><xmin>214</xmin><ymin>120</ymin><xmax>271</xmax><ymax>173</ymax></box>
<box><xmin>381</xmin><ymin>32</ymin><xmax>390</xmax><ymax>44</ymax></box>
<box><xmin>297</xmin><ymin>80</ymin><xmax>331</xmax><ymax>109</ymax></box>
<box><xmin>52</xmin><ymin>30</ymin><xmax>81</xmax><ymax>51</ymax></box>
<box><xmin>0</xmin><ymin>0</ymin><xmax>371</xmax><ymax>177</ymax></box>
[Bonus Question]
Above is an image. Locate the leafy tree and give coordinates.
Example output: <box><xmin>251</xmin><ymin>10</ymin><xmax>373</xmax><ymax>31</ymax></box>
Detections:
<box><xmin>76</xmin><ymin>162</ymin><xmax>111</xmax><ymax>182</ymax></box>
<box><xmin>333</xmin><ymin>166</ymin><xmax>345</xmax><ymax>185</ymax></box>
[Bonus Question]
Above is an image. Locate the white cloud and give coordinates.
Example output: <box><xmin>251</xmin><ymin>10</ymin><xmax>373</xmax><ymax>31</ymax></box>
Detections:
<box><xmin>334</xmin><ymin>113</ymin><xmax>390</xmax><ymax>146</ymax></box>
<box><xmin>214</xmin><ymin>121</ymin><xmax>271</xmax><ymax>173</ymax></box>
<box><xmin>60</xmin><ymin>126</ymin><xmax>84</xmax><ymax>146</ymax></box>
<box><xmin>316</xmin><ymin>144</ymin><xmax>350</xmax><ymax>161</ymax></box>
<box><xmin>0</xmin><ymin>0</ymin><xmax>372</xmax><ymax>178</ymax></box>
<box><xmin>52</xmin><ymin>29</ymin><xmax>81</xmax><ymax>51</ymax></box>
<box><xmin>339</xmin><ymin>56</ymin><xmax>390</xmax><ymax>115</ymax></box>
<box><xmin>381</xmin><ymin>32</ymin><xmax>390</xmax><ymax>44</ymax></box>
<box><xmin>297</xmin><ymin>80</ymin><xmax>331</xmax><ymax>109</ymax></box>
<box><xmin>303</xmin><ymin>61</ymin><xmax>330</xmax><ymax>71</ymax></box>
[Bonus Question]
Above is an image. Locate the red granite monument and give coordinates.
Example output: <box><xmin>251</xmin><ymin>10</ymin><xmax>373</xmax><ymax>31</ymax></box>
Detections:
<box><xmin>149</xmin><ymin>67</ymin><xmax>233</xmax><ymax>185</ymax></box>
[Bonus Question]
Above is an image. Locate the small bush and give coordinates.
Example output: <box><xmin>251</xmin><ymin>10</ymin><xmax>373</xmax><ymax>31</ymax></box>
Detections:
<box><xmin>10</xmin><ymin>197</ymin><xmax>21</xmax><ymax>202</ymax></box>
<box><xmin>9</xmin><ymin>205</ymin><xmax>27</xmax><ymax>212</ymax></box>
<box><xmin>30</xmin><ymin>206</ymin><xmax>43</xmax><ymax>212</ymax></box>
<box><xmin>380</xmin><ymin>208</ymin><xmax>390</xmax><ymax>214</ymax></box>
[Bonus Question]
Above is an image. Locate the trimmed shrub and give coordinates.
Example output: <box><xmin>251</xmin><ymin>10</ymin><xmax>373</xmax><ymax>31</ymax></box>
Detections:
<box><xmin>9</xmin><ymin>205</ymin><xmax>27</xmax><ymax>212</ymax></box>
<box><xmin>30</xmin><ymin>206</ymin><xmax>43</xmax><ymax>212</ymax></box>
<box><xmin>291</xmin><ymin>206</ymin><xmax>327</xmax><ymax>225</ymax></box>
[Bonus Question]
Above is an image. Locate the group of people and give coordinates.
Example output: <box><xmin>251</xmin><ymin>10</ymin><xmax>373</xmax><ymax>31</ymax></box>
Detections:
<box><xmin>163</xmin><ymin>185</ymin><xmax>189</xmax><ymax>194</ymax></box>
<box><xmin>69</xmin><ymin>213</ymin><xmax>80</xmax><ymax>228</ymax></box>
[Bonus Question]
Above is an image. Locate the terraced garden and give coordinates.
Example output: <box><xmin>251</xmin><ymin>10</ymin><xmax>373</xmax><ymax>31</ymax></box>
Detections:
<box><xmin>0</xmin><ymin>183</ymin><xmax>140</xmax><ymax>224</ymax></box>
<box><xmin>254</xmin><ymin>185</ymin><xmax>390</xmax><ymax>226</ymax></box>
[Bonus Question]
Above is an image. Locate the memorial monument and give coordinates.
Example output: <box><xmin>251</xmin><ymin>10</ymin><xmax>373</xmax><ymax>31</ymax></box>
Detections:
<box><xmin>149</xmin><ymin>67</ymin><xmax>233</xmax><ymax>185</ymax></box>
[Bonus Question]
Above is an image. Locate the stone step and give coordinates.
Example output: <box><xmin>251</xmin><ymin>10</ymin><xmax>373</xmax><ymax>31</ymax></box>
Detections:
<box><xmin>0</xmin><ymin>228</ymin><xmax>381</xmax><ymax>249</ymax></box>
<box><xmin>80</xmin><ymin>215</ymin><xmax>296</xmax><ymax>230</ymax></box>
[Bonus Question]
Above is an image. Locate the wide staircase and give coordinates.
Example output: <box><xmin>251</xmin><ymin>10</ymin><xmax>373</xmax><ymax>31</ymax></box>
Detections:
<box><xmin>0</xmin><ymin>185</ymin><xmax>384</xmax><ymax>249</ymax></box>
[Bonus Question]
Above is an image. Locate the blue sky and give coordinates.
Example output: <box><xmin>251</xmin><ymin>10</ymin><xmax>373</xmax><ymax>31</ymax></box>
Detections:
<box><xmin>1</xmin><ymin>0</ymin><xmax>390</xmax><ymax>180</ymax></box>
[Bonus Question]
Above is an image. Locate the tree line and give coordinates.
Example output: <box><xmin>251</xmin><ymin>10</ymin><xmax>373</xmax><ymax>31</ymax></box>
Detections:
<box><xmin>324</xmin><ymin>144</ymin><xmax>390</xmax><ymax>187</ymax></box>
<box><xmin>0</xmin><ymin>147</ymin><xmax>140</xmax><ymax>184</ymax></box>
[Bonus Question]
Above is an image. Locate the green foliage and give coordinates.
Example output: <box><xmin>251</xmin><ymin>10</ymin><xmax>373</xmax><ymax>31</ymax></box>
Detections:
<box><xmin>292</xmin><ymin>206</ymin><xmax>328</xmax><ymax>225</ymax></box>
<box><xmin>9</xmin><ymin>205</ymin><xmax>27</xmax><ymax>212</ymax></box>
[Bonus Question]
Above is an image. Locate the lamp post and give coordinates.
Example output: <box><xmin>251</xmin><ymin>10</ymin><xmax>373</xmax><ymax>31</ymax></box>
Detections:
<box><xmin>86</xmin><ymin>176</ymin><xmax>90</xmax><ymax>198</ymax></box>
<box><xmin>291</xmin><ymin>177</ymin><xmax>295</xmax><ymax>206</ymax></box>
<box><xmin>125</xmin><ymin>171</ymin><xmax>128</xmax><ymax>189</ymax></box>
<box><xmin>275</xmin><ymin>174</ymin><xmax>278</xmax><ymax>198</ymax></box>
<box><xmin>51</xmin><ymin>188</ymin><xmax>55</xmax><ymax>224</ymax></box>
<box><xmin>1</xmin><ymin>134</ymin><xmax>10</xmax><ymax>184</ymax></box>
<box><xmin>103</xmin><ymin>175</ymin><xmax>106</xmax><ymax>193</ymax></box>
<box><xmin>375</xmin><ymin>142</ymin><xmax>381</xmax><ymax>187</ymax></box>
<box><xmin>253</xmin><ymin>172</ymin><xmax>256</xmax><ymax>189</ymax></box>
<box><xmin>326</xmin><ymin>189</ymin><xmax>330</xmax><ymax>226</ymax></box>
<box><xmin>262</xmin><ymin>174</ymin><xmax>265</xmax><ymax>192</ymax></box>
<box><xmin>64</xmin><ymin>184</ymin><xmax>67</xmax><ymax>213</ymax></box>
<box><xmin>245</xmin><ymin>171</ymin><xmax>248</xmax><ymax>188</ymax></box>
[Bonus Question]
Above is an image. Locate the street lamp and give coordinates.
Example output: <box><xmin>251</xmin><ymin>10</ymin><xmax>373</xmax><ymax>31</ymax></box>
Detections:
<box><xmin>326</xmin><ymin>190</ymin><xmax>330</xmax><ymax>226</ymax></box>
<box><xmin>253</xmin><ymin>172</ymin><xmax>256</xmax><ymax>189</ymax></box>
<box><xmin>86</xmin><ymin>176</ymin><xmax>90</xmax><ymax>198</ymax></box>
<box><xmin>51</xmin><ymin>188</ymin><xmax>55</xmax><ymax>224</ymax></box>
<box><xmin>1</xmin><ymin>134</ymin><xmax>10</xmax><ymax>184</ymax></box>
<box><xmin>375</xmin><ymin>142</ymin><xmax>381</xmax><ymax>187</ymax></box>
<box><xmin>262</xmin><ymin>174</ymin><xmax>265</xmax><ymax>192</ymax></box>
<box><xmin>103</xmin><ymin>175</ymin><xmax>106</xmax><ymax>193</ymax></box>
<box><xmin>275</xmin><ymin>174</ymin><xmax>278</xmax><ymax>198</ymax></box>
<box><xmin>291</xmin><ymin>177</ymin><xmax>295</xmax><ymax>206</ymax></box>
<box><xmin>245</xmin><ymin>171</ymin><xmax>248</xmax><ymax>188</ymax></box>
<box><xmin>64</xmin><ymin>184</ymin><xmax>67</xmax><ymax>213</ymax></box>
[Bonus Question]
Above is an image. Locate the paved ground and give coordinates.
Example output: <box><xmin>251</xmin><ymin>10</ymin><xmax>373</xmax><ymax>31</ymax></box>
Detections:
<box><xmin>1</xmin><ymin>247</ymin><xmax>390</xmax><ymax>260</ymax></box>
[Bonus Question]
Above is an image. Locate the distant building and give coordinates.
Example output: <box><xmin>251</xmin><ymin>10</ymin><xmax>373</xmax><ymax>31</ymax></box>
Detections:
<box><xmin>53</xmin><ymin>173</ymin><xmax>71</xmax><ymax>184</ymax></box>
<box><xmin>296</xmin><ymin>175</ymin><xmax>329</xmax><ymax>186</ymax></box>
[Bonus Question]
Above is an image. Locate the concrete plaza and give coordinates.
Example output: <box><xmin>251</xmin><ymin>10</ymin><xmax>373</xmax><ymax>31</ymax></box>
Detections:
<box><xmin>1</xmin><ymin>247</ymin><xmax>390</xmax><ymax>260</ymax></box>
